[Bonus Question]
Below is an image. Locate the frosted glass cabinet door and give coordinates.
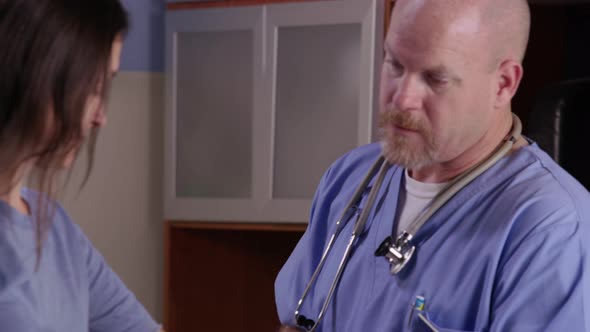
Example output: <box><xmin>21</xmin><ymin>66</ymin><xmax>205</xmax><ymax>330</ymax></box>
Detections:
<box><xmin>175</xmin><ymin>30</ymin><xmax>253</xmax><ymax>199</ymax></box>
<box><xmin>165</xmin><ymin>7</ymin><xmax>266</xmax><ymax>220</ymax></box>
<box><xmin>267</xmin><ymin>1</ymin><xmax>382</xmax><ymax>201</ymax></box>
<box><xmin>164</xmin><ymin>1</ymin><xmax>383</xmax><ymax>222</ymax></box>
<box><xmin>273</xmin><ymin>24</ymin><xmax>361</xmax><ymax>199</ymax></box>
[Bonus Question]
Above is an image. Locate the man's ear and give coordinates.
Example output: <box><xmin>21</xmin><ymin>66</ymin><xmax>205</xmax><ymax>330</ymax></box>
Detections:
<box><xmin>494</xmin><ymin>59</ymin><xmax>523</xmax><ymax>108</ymax></box>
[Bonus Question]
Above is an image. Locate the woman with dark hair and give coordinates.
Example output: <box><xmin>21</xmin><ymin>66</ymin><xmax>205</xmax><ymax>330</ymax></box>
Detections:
<box><xmin>0</xmin><ymin>1</ymin><xmax>163</xmax><ymax>331</ymax></box>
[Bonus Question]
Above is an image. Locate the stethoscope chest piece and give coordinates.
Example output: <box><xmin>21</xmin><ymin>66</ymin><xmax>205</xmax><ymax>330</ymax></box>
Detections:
<box><xmin>375</xmin><ymin>232</ymin><xmax>416</xmax><ymax>275</ymax></box>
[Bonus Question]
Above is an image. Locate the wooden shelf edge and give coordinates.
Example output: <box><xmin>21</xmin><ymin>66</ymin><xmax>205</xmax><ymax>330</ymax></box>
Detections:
<box><xmin>167</xmin><ymin>0</ymin><xmax>326</xmax><ymax>10</ymax></box>
<box><xmin>385</xmin><ymin>0</ymin><xmax>394</xmax><ymax>40</ymax></box>
<box><xmin>163</xmin><ymin>222</ymin><xmax>171</xmax><ymax>331</ymax></box>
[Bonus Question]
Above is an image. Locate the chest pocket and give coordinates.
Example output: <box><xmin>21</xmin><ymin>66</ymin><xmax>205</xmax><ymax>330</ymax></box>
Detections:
<box><xmin>411</xmin><ymin>309</ymin><xmax>484</xmax><ymax>332</ymax></box>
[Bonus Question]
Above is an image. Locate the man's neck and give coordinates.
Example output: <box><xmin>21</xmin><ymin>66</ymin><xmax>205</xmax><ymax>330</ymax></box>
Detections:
<box><xmin>409</xmin><ymin>112</ymin><xmax>525</xmax><ymax>183</ymax></box>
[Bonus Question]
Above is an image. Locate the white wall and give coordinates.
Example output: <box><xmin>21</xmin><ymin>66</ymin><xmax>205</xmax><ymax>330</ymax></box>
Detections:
<box><xmin>62</xmin><ymin>72</ymin><xmax>164</xmax><ymax>322</ymax></box>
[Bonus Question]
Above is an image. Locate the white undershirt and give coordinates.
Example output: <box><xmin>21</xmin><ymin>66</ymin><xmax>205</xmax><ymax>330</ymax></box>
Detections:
<box><xmin>395</xmin><ymin>169</ymin><xmax>449</xmax><ymax>236</ymax></box>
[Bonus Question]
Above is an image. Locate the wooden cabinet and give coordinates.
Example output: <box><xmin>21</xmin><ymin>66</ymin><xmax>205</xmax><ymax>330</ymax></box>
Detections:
<box><xmin>164</xmin><ymin>0</ymin><xmax>384</xmax><ymax>223</ymax></box>
<box><xmin>164</xmin><ymin>222</ymin><xmax>305</xmax><ymax>332</ymax></box>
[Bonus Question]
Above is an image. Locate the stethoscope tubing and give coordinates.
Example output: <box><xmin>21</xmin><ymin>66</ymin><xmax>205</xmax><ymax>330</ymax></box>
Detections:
<box><xmin>405</xmin><ymin>113</ymin><xmax>522</xmax><ymax>236</ymax></box>
<box><xmin>293</xmin><ymin>113</ymin><xmax>522</xmax><ymax>331</ymax></box>
<box><xmin>308</xmin><ymin>160</ymin><xmax>389</xmax><ymax>331</ymax></box>
<box><xmin>294</xmin><ymin>155</ymin><xmax>387</xmax><ymax>331</ymax></box>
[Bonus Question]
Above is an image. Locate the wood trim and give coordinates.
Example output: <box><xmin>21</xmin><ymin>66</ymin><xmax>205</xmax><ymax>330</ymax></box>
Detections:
<box><xmin>166</xmin><ymin>220</ymin><xmax>307</xmax><ymax>232</ymax></box>
<box><xmin>163</xmin><ymin>221</ymin><xmax>172</xmax><ymax>331</ymax></box>
<box><xmin>167</xmin><ymin>0</ymin><xmax>327</xmax><ymax>10</ymax></box>
<box><xmin>165</xmin><ymin>223</ymin><xmax>303</xmax><ymax>331</ymax></box>
<box><xmin>384</xmin><ymin>0</ymin><xmax>394</xmax><ymax>40</ymax></box>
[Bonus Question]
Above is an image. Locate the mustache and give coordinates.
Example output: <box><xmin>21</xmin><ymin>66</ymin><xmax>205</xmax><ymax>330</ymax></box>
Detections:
<box><xmin>378</xmin><ymin>110</ymin><xmax>426</xmax><ymax>132</ymax></box>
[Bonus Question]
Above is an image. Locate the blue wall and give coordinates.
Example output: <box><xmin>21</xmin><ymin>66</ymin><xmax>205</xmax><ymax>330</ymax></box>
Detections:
<box><xmin>119</xmin><ymin>0</ymin><xmax>165</xmax><ymax>72</ymax></box>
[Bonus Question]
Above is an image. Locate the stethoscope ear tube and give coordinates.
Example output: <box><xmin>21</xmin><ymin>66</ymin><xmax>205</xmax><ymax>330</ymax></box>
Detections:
<box><xmin>341</xmin><ymin>155</ymin><xmax>387</xmax><ymax>224</ymax></box>
<box><xmin>294</xmin><ymin>155</ymin><xmax>389</xmax><ymax>331</ymax></box>
<box><xmin>406</xmin><ymin>113</ymin><xmax>522</xmax><ymax>236</ymax></box>
<box><xmin>377</xmin><ymin>113</ymin><xmax>523</xmax><ymax>274</ymax></box>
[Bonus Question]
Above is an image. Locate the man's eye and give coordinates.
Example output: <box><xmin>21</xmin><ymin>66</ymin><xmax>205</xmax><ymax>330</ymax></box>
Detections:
<box><xmin>425</xmin><ymin>73</ymin><xmax>449</xmax><ymax>87</ymax></box>
<box><xmin>385</xmin><ymin>59</ymin><xmax>403</xmax><ymax>77</ymax></box>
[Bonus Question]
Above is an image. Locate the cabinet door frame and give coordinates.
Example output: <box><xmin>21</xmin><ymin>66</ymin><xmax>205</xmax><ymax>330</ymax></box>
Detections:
<box><xmin>164</xmin><ymin>6</ymin><xmax>266</xmax><ymax>221</ymax></box>
<box><xmin>164</xmin><ymin>1</ymin><xmax>384</xmax><ymax>223</ymax></box>
<box><xmin>260</xmin><ymin>0</ymin><xmax>384</xmax><ymax>217</ymax></box>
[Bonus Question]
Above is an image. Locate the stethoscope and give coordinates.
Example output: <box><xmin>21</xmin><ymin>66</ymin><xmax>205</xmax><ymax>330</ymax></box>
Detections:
<box><xmin>293</xmin><ymin>113</ymin><xmax>522</xmax><ymax>331</ymax></box>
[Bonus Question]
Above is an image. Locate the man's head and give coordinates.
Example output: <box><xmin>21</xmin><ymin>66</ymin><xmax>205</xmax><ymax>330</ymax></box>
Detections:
<box><xmin>378</xmin><ymin>0</ymin><xmax>530</xmax><ymax>175</ymax></box>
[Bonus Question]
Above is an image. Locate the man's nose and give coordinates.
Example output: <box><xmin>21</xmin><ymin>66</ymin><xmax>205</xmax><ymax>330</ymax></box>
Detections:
<box><xmin>392</xmin><ymin>75</ymin><xmax>423</xmax><ymax>111</ymax></box>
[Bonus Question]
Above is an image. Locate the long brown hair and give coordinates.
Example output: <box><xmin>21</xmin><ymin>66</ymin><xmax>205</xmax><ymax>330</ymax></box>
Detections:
<box><xmin>0</xmin><ymin>0</ymin><xmax>129</xmax><ymax>261</ymax></box>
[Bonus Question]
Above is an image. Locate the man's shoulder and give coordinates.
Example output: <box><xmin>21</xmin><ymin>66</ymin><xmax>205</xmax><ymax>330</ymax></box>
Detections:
<box><xmin>516</xmin><ymin>144</ymin><xmax>590</xmax><ymax>214</ymax></box>
<box><xmin>497</xmin><ymin>144</ymin><xmax>590</xmax><ymax>239</ymax></box>
<box><xmin>323</xmin><ymin>143</ymin><xmax>384</xmax><ymax>182</ymax></box>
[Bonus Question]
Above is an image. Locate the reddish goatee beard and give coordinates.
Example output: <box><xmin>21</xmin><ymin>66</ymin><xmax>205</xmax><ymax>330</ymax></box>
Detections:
<box><xmin>377</xmin><ymin>110</ymin><xmax>437</xmax><ymax>169</ymax></box>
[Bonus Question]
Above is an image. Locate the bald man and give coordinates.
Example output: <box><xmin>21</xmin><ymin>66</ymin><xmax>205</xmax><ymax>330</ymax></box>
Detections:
<box><xmin>275</xmin><ymin>0</ymin><xmax>590</xmax><ymax>331</ymax></box>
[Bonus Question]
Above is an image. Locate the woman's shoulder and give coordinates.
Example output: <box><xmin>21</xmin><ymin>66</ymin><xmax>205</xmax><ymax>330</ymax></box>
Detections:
<box><xmin>20</xmin><ymin>187</ymin><xmax>87</xmax><ymax>252</ymax></box>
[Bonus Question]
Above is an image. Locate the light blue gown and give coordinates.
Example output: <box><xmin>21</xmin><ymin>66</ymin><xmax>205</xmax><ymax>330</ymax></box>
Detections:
<box><xmin>0</xmin><ymin>189</ymin><xmax>160</xmax><ymax>332</ymax></box>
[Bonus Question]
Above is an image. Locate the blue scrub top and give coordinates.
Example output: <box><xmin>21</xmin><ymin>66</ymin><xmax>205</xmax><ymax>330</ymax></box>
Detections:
<box><xmin>0</xmin><ymin>189</ymin><xmax>160</xmax><ymax>332</ymax></box>
<box><xmin>275</xmin><ymin>143</ymin><xmax>590</xmax><ymax>331</ymax></box>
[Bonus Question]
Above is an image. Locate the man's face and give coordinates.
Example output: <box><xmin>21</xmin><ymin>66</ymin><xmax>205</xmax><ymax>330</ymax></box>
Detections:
<box><xmin>378</xmin><ymin>5</ymin><xmax>497</xmax><ymax>171</ymax></box>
